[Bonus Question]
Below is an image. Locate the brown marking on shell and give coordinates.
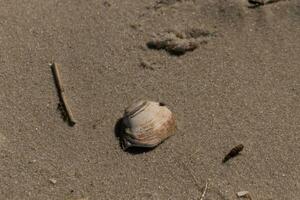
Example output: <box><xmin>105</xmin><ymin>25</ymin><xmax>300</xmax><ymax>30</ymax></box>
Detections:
<box><xmin>122</xmin><ymin>100</ymin><xmax>176</xmax><ymax>149</ymax></box>
<box><xmin>133</xmin><ymin>114</ymin><xmax>176</xmax><ymax>146</ymax></box>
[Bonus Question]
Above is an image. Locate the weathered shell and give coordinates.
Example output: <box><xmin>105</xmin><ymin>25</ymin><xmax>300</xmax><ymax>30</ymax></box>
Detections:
<box><xmin>121</xmin><ymin>100</ymin><xmax>176</xmax><ymax>149</ymax></box>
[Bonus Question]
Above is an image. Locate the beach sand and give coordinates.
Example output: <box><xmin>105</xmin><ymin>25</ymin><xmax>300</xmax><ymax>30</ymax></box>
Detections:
<box><xmin>0</xmin><ymin>0</ymin><xmax>299</xmax><ymax>199</ymax></box>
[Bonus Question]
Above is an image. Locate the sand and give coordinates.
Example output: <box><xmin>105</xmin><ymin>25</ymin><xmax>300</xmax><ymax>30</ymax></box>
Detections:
<box><xmin>0</xmin><ymin>0</ymin><xmax>299</xmax><ymax>199</ymax></box>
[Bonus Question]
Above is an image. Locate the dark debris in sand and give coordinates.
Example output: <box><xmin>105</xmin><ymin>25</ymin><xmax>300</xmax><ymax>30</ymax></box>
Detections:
<box><xmin>153</xmin><ymin>0</ymin><xmax>195</xmax><ymax>10</ymax></box>
<box><xmin>248</xmin><ymin>0</ymin><xmax>288</xmax><ymax>8</ymax></box>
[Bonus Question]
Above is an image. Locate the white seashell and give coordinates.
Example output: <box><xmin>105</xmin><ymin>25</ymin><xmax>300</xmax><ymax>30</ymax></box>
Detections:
<box><xmin>121</xmin><ymin>100</ymin><xmax>176</xmax><ymax>149</ymax></box>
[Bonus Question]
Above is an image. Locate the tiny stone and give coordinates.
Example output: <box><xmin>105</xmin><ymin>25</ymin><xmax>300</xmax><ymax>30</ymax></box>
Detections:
<box><xmin>49</xmin><ymin>178</ymin><xmax>57</xmax><ymax>184</ymax></box>
<box><xmin>28</xmin><ymin>159</ymin><xmax>37</xmax><ymax>164</ymax></box>
<box><xmin>237</xmin><ymin>191</ymin><xmax>249</xmax><ymax>197</ymax></box>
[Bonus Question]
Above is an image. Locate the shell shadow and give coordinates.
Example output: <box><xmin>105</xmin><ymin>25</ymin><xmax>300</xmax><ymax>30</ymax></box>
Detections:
<box><xmin>114</xmin><ymin>118</ymin><xmax>155</xmax><ymax>154</ymax></box>
<box><xmin>248</xmin><ymin>4</ymin><xmax>262</xmax><ymax>9</ymax></box>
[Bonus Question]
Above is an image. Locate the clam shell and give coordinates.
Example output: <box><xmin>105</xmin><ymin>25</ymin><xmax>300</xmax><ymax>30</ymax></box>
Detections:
<box><xmin>121</xmin><ymin>100</ymin><xmax>176</xmax><ymax>149</ymax></box>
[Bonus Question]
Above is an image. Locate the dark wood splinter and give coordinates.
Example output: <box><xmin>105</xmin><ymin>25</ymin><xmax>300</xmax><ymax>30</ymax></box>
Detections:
<box><xmin>248</xmin><ymin>0</ymin><xmax>286</xmax><ymax>7</ymax></box>
<box><xmin>51</xmin><ymin>63</ymin><xmax>76</xmax><ymax>126</ymax></box>
<box><xmin>222</xmin><ymin>144</ymin><xmax>244</xmax><ymax>163</ymax></box>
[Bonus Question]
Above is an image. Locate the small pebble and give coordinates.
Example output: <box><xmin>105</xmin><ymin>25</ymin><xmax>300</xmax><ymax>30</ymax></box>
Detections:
<box><xmin>237</xmin><ymin>191</ymin><xmax>249</xmax><ymax>197</ymax></box>
<box><xmin>237</xmin><ymin>191</ymin><xmax>252</xmax><ymax>199</ymax></box>
<box><xmin>49</xmin><ymin>178</ymin><xmax>57</xmax><ymax>184</ymax></box>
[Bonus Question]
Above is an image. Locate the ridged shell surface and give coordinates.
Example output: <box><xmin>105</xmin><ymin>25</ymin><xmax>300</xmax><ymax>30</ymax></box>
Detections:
<box><xmin>122</xmin><ymin>100</ymin><xmax>176</xmax><ymax>149</ymax></box>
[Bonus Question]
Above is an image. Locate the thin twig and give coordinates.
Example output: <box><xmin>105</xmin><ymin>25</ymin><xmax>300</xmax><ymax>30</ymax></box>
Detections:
<box><xmin>190</xmin><ymin>148</ymin><xmax>202</xmax><ymax>158</ymax></box>
<box><xmin>181</xmin><ymin>161</ymin><xmax>209</xmax><ymax>200</ymax></box>
<box><xmin>180</xmin><ymin>161</ymin><xmax>202</xmax><ymax>191</ymax></box>
<box><xmin>263</xmin><ymin>0</ymin><xmax>287</xmax><ymax>4</ymax></box>
<box><xmin>248</xmin><ymin>0</ymin><xmax>288</xmax><ymax>7</ymax></box>
<box><xmin>189</xmin><ymin>167</ymin><xmax>202</xmax><ymax>192</ymax></box>
<box><xmin>50</xmin><ymin>63</ymin><xmax>76</xmax><ymax>126</ymax></box>
<box><xmin>200</xmin><ymin>180</ymin><xmax>209</xmax><ymax>200</ymax></box>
